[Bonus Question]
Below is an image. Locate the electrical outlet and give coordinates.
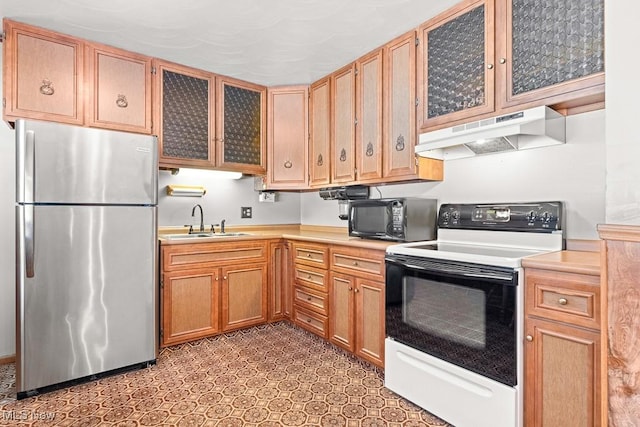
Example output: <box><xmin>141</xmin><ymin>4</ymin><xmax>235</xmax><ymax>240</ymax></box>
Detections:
<box><xmin>241</xmin><ymin>206</ymin><xmax>252</xmax><ymax>218</ymax></box>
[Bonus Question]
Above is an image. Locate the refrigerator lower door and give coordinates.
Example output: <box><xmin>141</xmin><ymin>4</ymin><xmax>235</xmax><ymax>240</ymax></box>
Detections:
<box><xmin>16</xmin><ymin>205</ymin><xmax>157</xmax><ymax>394</ymax></box>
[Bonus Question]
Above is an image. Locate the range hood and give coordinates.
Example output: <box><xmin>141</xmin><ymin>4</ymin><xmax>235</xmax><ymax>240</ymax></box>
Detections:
<box><xmin>415</xmin><ymin>106</ymin><xmax>566</xmax><ymax>160</ymax></box>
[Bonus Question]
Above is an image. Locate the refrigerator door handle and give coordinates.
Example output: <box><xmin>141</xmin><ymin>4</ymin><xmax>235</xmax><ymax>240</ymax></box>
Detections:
<box><xmin>25</xmin><ymin>204</ymin><xmax>35</xmax><ymax>278</ymax></box>
<box><xmin>25</xmin><ymin>129</ymin><xmax>35</xmax><ymax>204</ymax></box>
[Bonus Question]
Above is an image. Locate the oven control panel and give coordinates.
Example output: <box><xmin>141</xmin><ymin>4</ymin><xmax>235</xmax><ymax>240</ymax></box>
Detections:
<box><xmin>438</xmin><ymin>202</ymin><xmax>563</xmax><ymax>232</ymax></box>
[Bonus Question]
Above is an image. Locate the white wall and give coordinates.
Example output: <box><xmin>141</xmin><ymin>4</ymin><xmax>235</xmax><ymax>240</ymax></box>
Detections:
<box><xmin>605</xmin><ymin>1</ymin><xmax>640</xmax><ymax>224</ymax></box>
<box><xmin>0</xmin><ymin>54</ymin><xmax>16</xmax><ymax>359</ymax></box>
<box><xmin>302</xmin><ymin>110</ymin><xmax>606</xmax><ymax>240</ymax></box>
<box><xmin>158</xmin><ymin>172</ymin><xmax>301</xmax><ymax>227</ymax></box>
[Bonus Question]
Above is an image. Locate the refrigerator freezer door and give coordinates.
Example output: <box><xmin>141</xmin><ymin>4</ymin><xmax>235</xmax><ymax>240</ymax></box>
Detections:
<box><xmin>16</xmin><ymin>205</ymin><xmax>157</xmax><ymax>393</ymax></box>
<box><xmin>16</xmin><ymin>119</ymin><xmax>157</xmax><ymax>205</ymax></box>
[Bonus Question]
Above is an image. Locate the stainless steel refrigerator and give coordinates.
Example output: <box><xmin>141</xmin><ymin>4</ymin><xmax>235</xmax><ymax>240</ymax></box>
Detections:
<box><xmin>15</xmin><ymin>119</ymin><xmax>158</xmax><ymax>398</ymax></box>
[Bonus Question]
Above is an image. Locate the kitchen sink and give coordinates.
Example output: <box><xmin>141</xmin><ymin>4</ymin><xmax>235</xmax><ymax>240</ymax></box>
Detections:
<box><xmin>161</xmin><ymin>232</ymin><xmax>251</xmax><ymax>240</ymax></box>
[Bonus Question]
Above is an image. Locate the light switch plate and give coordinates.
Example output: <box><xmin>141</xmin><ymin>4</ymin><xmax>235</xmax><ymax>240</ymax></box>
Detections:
<box><xmin>241</xmin><ymin>206</ymin><xmax>252</xmax><ymax>218</ymax></box>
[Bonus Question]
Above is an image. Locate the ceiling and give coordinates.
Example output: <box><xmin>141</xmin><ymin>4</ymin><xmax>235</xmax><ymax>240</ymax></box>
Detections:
<box><xmin>0</xmin><ymin>0</ymin><xmax>459</xmax><ymax>87</ymax></box>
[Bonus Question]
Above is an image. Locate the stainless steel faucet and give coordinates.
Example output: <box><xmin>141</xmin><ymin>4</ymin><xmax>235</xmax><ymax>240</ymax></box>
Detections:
<box><xmin>191</xmin><ymin>204</ymin><xmax>204</xmax><ymax>233</ymax></box>
<box><xmin>220</xmin><ymin>219</ymin><xmax>226</xmax><ymax>234</ymax></box>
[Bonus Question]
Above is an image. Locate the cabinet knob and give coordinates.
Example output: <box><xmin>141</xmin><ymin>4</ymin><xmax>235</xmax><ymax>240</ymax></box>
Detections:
<box><xmin>215</xmin><ymin>276</ymin><xmax>219</xmax><ymax>281</ymax></box>
<box><xmin>526</xmin><ymin>335</ymin><xmax>533</xmax><ymax>342</ymax></box>
<box><xmin>354</xmin><ymin>288</ymin><xmax>359</xmax><ymax>293</ymax></box>
<box><xmin>284</xmin><ymin>160</ymin><xmax>293</xmax><ymax>169</ymax></box>
<box><xmin>223</xmin><ymin>276</ymin><xmax>228</xmax><ymax>280</ymax></box>
<box><xmin>306</xmin><ymin>297</ymin><xmax>312</xmax><ymax>301</ymax></box>
<box><xmin>306</xmin><ymin>318</ymin><xmax>312</xmax><ymax>323</ymax></box>
<box><xmin>116</xmin><ymin>94</ymin><xmax>129</xmax><ymax>108</ymax></box>
<box><xmin>307</xmin><ymin>274</ymin><xmax>312</xmax><ymax>279</ymax></box>
<box><xmin>348</xmin><ymin>287</ymin><xmax>353</xmax><ymax>291</ymax></box>
<box><xmin>353</xmin><ymin>261</ymin><xmax>358</xmax><ymax>266</ymax></box>
<box><xmin>306</xmin><ymin>253</ymin><xmax>312</xmax><ymax>257</ymax></box>
<box><xmin>499</xmin><ymin>57</ymin><xmax>506</xmax><ymax>64</ymax></box>
<box><xmin>39</xmin><ymin>79</ymin><xmax>55</xmax><ymax>96</ymax></box>
<box><xmin>558</xmin><ymin>298</ymin><xmax>568</xmax><ymax>305</ymax></box>
<box><xmin>487</xmin><ymin>63</ymin><xmax>494</xmax><ymax>69</ymax></box>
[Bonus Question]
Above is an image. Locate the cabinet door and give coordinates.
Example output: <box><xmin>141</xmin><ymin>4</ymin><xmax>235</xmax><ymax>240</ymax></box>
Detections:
<box><xmin>331</xmin><ymin>64</ymin><xmax>356</xmax><ymax>183</ymax></box>
<box><xmin>498</xmin><ymin>0</ymin><xmax>605</xmax><ymax>110</ymax></box>
<box><xmin>221</xmin><ymin>263</ymin><xmax>268</xmax><ymax>331</ymax></box>
<box><xmin>384</xmin><ymin>31</ymin><xmax>418</xmax><ymax>180</ymax></box>
<box><xmin>153</xmin><ymin>60</ymin><xmax>215</xmax><ymax>168</ymax></box>
<box><xmin>269</xmin><ymin>241</ymin><xmax>291</xmax><ymax>321</ymax></box>
<box><xmin>329</xmin><ymin>272</ymin><xmax>355</xmax><ymax>352</ymax></box>
<box><xmin>355</xmin><ymin>279</ymin><xmax>385</xmax><ymax>368</ymax></box>
<box><xmin>161</xmin><ymin>269</ymin><xmax>219</xmax><ymax>346</ymax></box>
<box><xmin>217</xmin><ymin>77</ymin><xmax>266</xmax><ymax>175</ymax></box>
<box><xmin>86</xmin><ymin>43</ymin><xmax>152</xmax><ymax>134</ymax></box>
<box><xmin>267</xmin><ymin>86</ymin><xmax>309</xmax><ymax>189</ymax></box>
<box><xmin>309</xmin><ymin>77</ymin><xmax>331</xmax><ymax>187</ymax></box>
<box><xmin>418</xmin><ymin>0</ymin><xmax>495</xmax><ymax>131</ymax></box>
<box><xmin>3</xmin><ymin>19</ymin><xmax>83</xmax><ymax>125</ymax></box>
<box><xmin>355</xmin><ymin>49</ymin><xmax>383</xmax><ymax>182</ymax></box>
<box><xmin>524</xmin><ymin>317</ymin><xmax>601</xmax><ymax>427</ymax></box>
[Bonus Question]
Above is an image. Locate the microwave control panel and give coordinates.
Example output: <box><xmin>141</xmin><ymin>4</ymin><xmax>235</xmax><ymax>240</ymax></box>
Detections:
<box><xmin>391</xmin><ymin>202</ymin><xmax>404</xmax><ymax>235</ymax></box>
<box><xmin>438</xmin><ymin>202</ymin><xmax>563</xmax><ymax>232</ymax></box>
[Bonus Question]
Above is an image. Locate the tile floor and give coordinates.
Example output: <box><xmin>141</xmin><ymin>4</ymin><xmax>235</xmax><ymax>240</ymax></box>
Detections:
<box><xmin>0</xmin><ymin>322</ymin><xmax>451</xmax><ymax>426</ymax></box>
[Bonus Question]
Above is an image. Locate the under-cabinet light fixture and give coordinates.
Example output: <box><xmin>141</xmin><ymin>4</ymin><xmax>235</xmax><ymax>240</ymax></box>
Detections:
<box><xmin>166</xmin><ymin>185</ymin><xmax>207</xmax><ymax>197</ymax></box>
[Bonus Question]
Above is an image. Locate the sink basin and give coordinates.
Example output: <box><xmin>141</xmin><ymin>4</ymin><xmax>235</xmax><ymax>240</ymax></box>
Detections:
<box><xmin>162</xmin><ymin>232</ymin><xmax>250</xmax><ymax>240</ymax></box>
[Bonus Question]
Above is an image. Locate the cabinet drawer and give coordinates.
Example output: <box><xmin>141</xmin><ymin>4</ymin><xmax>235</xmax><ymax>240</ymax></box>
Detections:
<box><xmin>294</xmin><ymin>285</ymin><xmax>327</xmax><ymax>315</ymax></box>
<box><xmin>294</xmin><ymin>306</ymin><xmax>328</xmax><ymax>339</ymax></box>
<box><xmin>292</xmin><ymin>242</ymin><xmax>329</xmax><ymax>267</ymax></box>
<box><xmin>525</xmin><ymin>268</ymin><xmax>600</xmax><ymax>330</ymax></box>
<box><xmin>294</xmin><ymin>264</ymin><xmax>328</xmax><ymax>292</ymax></box>
<box><xmin>162</xmin><ymin>241</ymin><xmax>267</xmax><ymax>271</ymax></box>
<box><xmin>330</xmin><ymin>247</ymin><xmax>385</xmax><ymax>279</ymax></box>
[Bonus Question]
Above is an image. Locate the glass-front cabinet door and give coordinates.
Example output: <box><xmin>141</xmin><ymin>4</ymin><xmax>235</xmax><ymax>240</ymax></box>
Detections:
<box><xmin>499</xmin><ymin>0</ymin><xmax>605</xmax><ymax>109</ymax></box>
<box><xmin>418</xmin><ymin>0</ymin><xmax>495</xmax><ymax>131</ymax></box>
<box><xmin>216</xmin><ymin>77</ymin><xmax>266</xmax><ymax>175</ymax></box>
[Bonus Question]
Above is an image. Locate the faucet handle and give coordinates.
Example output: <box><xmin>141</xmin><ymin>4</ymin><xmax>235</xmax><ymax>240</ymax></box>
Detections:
<box><xmin>210</xmin><ymin>224</ymin><xmax>220</xmax><ymax>234</ymax></box>
<box><xmin>220</xmin><ymin>219</ymin><xmax>226</xmax><ymax>234</ymax></box>
<box><xmin>183</xmin><ymin>224</ymin><xmax>194</xmax><ymax>234</ymax></box>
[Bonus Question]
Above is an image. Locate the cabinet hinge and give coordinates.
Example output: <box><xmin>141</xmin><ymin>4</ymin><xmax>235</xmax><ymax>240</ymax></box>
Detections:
<box><xmin>0</xmin><ymin>32</ymin><xmax>5</xmax><ymax>43</ymax></box>
<box><xmin>415</xmin><ymin>157</ymin><xmax>419</xmax><ymax>166</ymax></box>
<box><xmin>2</xmin><ymin>98</ymin><xmax>5</xmax><ymax>109</ymax></box>
<box><xmin>355</xmin><ymin>68</ymin><xmax>359</xmax><ymax>76</ymax></box>
<box><xmin>415</xmin><ymin>97</ymin><xmax>419</xmax><ymax>107</ymax></box>
<box><xmin>415</xmin><ymin>37</ymin><xmax>419</xmax><ymax>46</ymax></box>
<box><xmin>151</xmin><ymin>66</ymin><xmax>157</xmax><ymax>75</ymax></box>
<box><xmin>354</xmin><ymin>118</ymin><xmax>358</xmax><ymax>126</ymax></box>
<box><xmin>160</xmin><ymin>277</ymin><xmax>164</xmax><ymax>288</ymax></box>
<box><xmin>160</xmin><ymin>329</ymin><xmax>164</xmax><ymax>339</ymax></box>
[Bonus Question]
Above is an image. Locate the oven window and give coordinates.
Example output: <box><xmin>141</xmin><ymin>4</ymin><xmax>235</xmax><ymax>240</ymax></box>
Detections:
<box><xmin>386</xmin><ymin>259</ymin><xmax>517</xmax><ymax>386</ymax></box>
<box><xmin>404</xmin><ymin>279</ymin><xmax>486</xmax><ymax>349</ymax></box>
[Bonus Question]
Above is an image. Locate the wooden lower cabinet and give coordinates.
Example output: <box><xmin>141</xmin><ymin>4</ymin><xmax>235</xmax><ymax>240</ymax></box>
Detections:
<box><xmin>524</xmin><ymin>267</ymin><xmax>602</xmax><ymax>427</ymax></box>
<box><xmin>161</xmin><ymin>269</ymin><xmax>219</xmax><ymax>346</ymax></box>
<box><xmin>269</xmin><ymin>241</ymin><xmax>291</xmax><ymax>321</ymax></box>
<box><xmin>221</xmin><ymin>263</ymin><xmax>268</xmax><ymax>331</ymax></box>
<box><xmin>160</xmin><ymin>240</ymin><xmax>268</xmax><ymax>347</ymax></box>
<box><xmin>329</xmin><ymin>272</ymin><xmax>385</xmax><ymax>368</ymax></box>
<box><xmin>524</xmin><ymin>317</ymin><xmax>601</xmax><ymax>427</ymax></box>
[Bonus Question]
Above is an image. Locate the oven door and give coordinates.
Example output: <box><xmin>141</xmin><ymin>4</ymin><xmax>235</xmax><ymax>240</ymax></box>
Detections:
<box><xmin>385</xmin><ymin>253</ymin><xmax>518</xmax><ymax>386</ymax></box>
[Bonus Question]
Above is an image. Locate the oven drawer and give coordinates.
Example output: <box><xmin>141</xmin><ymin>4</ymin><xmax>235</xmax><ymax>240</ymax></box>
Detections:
<box><xmin>294</xmin><ymin>285</ymin><xmax>328</xmax><ymax>315</ymax></box>
<box><xmin>525</xmin><ymin>268</ymin><xmax>600</xmax><ymax>330</ymax></box>
<box><xmin>294</xmin><ymin>264</ymin><xmax>328</xmax><ymax>292</ymax></box>
<box><xmin>293</xmin><ymin>306</ymin><xmax>328</xmax><ymax>339</ymax></box>
<box><xmin>330</xmin><ymin>247</ymin><xmax>385</xmax><ymax>280</ymax></box>
<box><xmin>292</xmin><ymin>242</ymin><xmax>329</xmax><ymax>268</ymax></box>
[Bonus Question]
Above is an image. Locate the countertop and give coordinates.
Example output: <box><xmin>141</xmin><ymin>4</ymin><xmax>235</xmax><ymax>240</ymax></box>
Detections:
<box><xmin>522</xmin><ymin>250</ymin><xmax>601</xmax><ymax>276</ymax></box>
<box><xmin>158</xmin><ymin>224</ymin><xmax>397</xmax><ymax>251</ymax></box>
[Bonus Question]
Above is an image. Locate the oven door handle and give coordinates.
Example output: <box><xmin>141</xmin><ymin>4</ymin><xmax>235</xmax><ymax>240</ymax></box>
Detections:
<box><xmin>402</xmin><ymin>263</ymin><xmax>514</xmax><ymax>282</ymax></box>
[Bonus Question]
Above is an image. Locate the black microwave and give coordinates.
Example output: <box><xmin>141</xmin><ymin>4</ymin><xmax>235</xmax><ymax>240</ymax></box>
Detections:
<box><xmin>348</xmin><ymin>198</ymin><xmax>438</xmax><ymax>242</ymax></box>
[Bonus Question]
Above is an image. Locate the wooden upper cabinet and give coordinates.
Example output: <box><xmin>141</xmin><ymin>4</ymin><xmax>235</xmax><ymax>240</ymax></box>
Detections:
<box><xmin>418</xmin><ymin>0</ymin><xmax>495</xmax><ymax>131</ymax></box>
<box><xmin>3</xmin><ymin>19</ymin><xmax>84</xmax><ymax>125</ymax></box>
<box><xmin>355</xmin><ymin>49</ymin><xmax>383</xmax><ymax>183</ymax></box>
<box><xmin>496</xmin><ymin>0</ymin><xmax>605</xmax><ymax>110</ymax></box>
<box><xmin>153</xmin><ymin>59</ymin><xmax>215</xmax><ymax>169</ymax></box>
<box><xmin>309</xmin><ymin>77</ymin><xmax>331</xmax><ymax>187</ymax></box>
<box><xmin>383</xmin><ymin>31</ymin><xmax>418</xmax><ymax>181</ymax></box>
<box><xmin>267</xmin><ymin>86</ymin><xmax>309</xmax><ymax>189</ymax></box>
<box><xmin>85</xmin><ymin>42</ymin><xmax>152</xmax><ymax>134</ymax></box>
<box><xmin>216</xmin><ymin>76</ymin><xmax>266</xmax><ymax>175</ymax></box>
<box><xmin>331</xmin><ymin>64</ymin><xmax>356</xmax><ymax>184</ymax></box>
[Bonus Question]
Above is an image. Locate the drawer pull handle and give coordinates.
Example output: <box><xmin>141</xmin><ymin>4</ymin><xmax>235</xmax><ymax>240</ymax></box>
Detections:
<box><xmin>526</xmin><ymin>335</ymin><xmax>533</xmax><ymax>342</ymax></box>
<box><xmin>307</xmin><ymin>253</ymin><xmax>312</xmax><ymax>257</ymax></box>
<box><xmin>558</xmin><ymin>298</ymin><xmax>568</xmax><ymax>305</ymax></box>
<box><xmin>307</xmin><ymin>274</ymin><xmax>312</xmax><ymax>279</ymax></box>
<box><xmin>307</xmin><ymin>297</ymin><xmax>312</xmax><ymax>301</ymax></box>
<box><xmin>353</xmin><ymin>261</ymin><xmax>358</xmax><ymax>266</ymax></box>
<box><xmin>306</xmin><ymin>318</ymin><xmax>312</xmax><ymax>323</ymax></box>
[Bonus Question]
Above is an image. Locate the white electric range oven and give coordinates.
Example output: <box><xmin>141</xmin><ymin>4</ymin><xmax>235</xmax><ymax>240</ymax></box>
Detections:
<box><xmin>384</xmin><ymin>202</ymin><xmax>564</xmax><ymax>427</ymax></box>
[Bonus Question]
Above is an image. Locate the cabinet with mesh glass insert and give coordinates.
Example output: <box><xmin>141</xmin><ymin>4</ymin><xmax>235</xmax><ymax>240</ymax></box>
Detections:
<box><xmin>418</xmin><ymin>0</ymin><xmax>605</xmax><ymax>131</ymax></box>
